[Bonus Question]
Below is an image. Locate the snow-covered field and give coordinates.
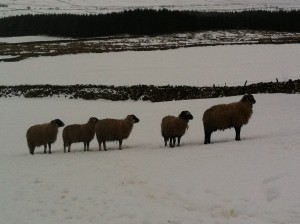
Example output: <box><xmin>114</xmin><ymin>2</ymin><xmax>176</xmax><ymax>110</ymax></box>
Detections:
<box><xmin>1</xmin><ymin>94</ymin><xmax>300</xmax><ymax>224</ymax></box>
<box><xmin>1</xmin><ymin>30</ymin><xmax>300</xmax><ymax>223</ymax></box>
<box><xmin>0</xmin><ymin>36</ymin><xmax>72</xmax><ymax>43</ymax></box>
<box><xmin>1</xmin><ymin>44</ymin><xmax>300</xmax><ymax>86</ymax></box>
<box><xmin>1</xmin><ymin>0</ymin><xmax>300</xmax><ymax>17</ymax></box>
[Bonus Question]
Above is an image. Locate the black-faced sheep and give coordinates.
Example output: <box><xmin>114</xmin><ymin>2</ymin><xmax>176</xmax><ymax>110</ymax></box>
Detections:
<box><xmin>62</xmin><ymin>117</ymin><xmax>99</xmax><ymax>153</ymax></box>
<box><xmin>202</xmin><ymin>94</ymin><xmax>256</xmax><ymax>144</ymax></box>
<box><xmin>26</xmin><ymin>119</ymin><xmax>65</xmax><ymax>155</ymax></box>
<box><xmin>161</xmin><ymin>111</ymin><xmax>193</xmax><ymax>147</ymax></box>
<box><xmin>95</xmin><ymin>115</ymin><xmax>140</xmax><ymax>151</ymax></box>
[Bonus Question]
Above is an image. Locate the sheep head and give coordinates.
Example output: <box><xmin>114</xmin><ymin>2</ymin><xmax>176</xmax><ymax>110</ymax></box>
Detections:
<box><xmin>241</xmin><ymin>94</ymin><xmax>256</xmax><ymax>105</ymax></box>
<box><xmin>179</xmin><ymin>111</ymin><xmax>193</xmax><ymax>122</ymax></box>
<box><xmin>88</xmin><ymin>117</ymin><xmax>99</xmax><ymax>124</ymax></box>
<box><xmin>126</xmin><ymin>115</ymin><xmax>140</xmax><ymax>124</ymax></box>
<box><xmin>51</xmin><ymin>119</ymin><xmax>65</xmax><ymax>127</ymax></box>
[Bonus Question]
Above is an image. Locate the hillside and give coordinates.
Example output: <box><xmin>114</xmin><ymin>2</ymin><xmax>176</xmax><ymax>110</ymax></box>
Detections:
<box><xmin>1</xmin><ymin>94</ymin><xmax>300</xmax><ymax>224</ymax></box>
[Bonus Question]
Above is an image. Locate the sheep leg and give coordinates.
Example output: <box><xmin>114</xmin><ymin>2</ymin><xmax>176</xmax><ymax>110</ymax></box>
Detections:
<box><xmin>103</xmin><ymin>141</ymin><xmax>107</xmax><ymax>151</ymax></box>
<box><xmin>84</xmin><ymin>142</ymin><xmax>87</xmax><ymax>151</ymax></box>
<box><xmin>44</xmin><ymin>144</ymin><xmax>47</xmax><ymax>153</ymax></box>
<box><xmin>164</xmin><ymin>137</ymin><xmax>168</xmax><ymax>147</ymax></box>
<box><xmin>234</xmin><ymin>126</ymin><xmax>241</xmax><ymax>141</ymax></box>
<box><xmin>86</xmin><ymin>141</ymin><xmax>90</xmax><ymax>151</ymax></box>
<box><xmin>169</xmin><ymin>137</ymin><xmax>175</xmax><ymax>147</ymax></box>
<box><xmin>98</xmin><ymin>140</ymin><xmax>102</xmax><ymax>151</ymax></box>
<box><xmin>68</xmin><ymin>143</ymin><xmax>71</xmax><ymax>152</ymax></box>
<box><xmin>48</xmin><ymin>143</ymin><xmax>52</xmax><ymax>154</ymax></box>
<box><xmin>29</xmin><ymin>146</ymin><xmax>35</xmax><ymax>155</ymax></box>
<box><xmin>172</xmin><ymin>137</ymin><xmax>176</xmax><ymax>147</ymax></box>
<box><xmin>177</xmin><ymin>136</ymin><xmax>181</xmax><ymax>146</ymax></box>
<box><xmin>119</xmin><ymin>140</ymin><xmax>123</xmax><ymax>150</ymax></box>
<box><xmin>204</xmin><ymin>131</ymin><xmax>211</xmax><ymax>144</ymax></box>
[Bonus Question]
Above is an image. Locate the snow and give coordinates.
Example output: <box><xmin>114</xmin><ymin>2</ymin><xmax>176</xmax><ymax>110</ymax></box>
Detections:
<box><xmin>1</xmin><ymin>94</ymin><xmax>300</xmax><ymax>224</ymax></box>
<box><xmin>1</xmin><ymin>0</ymin><xmax>300</xmax><ymax>17</ymax></box>
<box><xmin>1</xmin><ymin>44</ymin><xmax>300</xmax><ymax>86</ymax></box>
<box><xmin>1</xmin><ymin>31</ymin><xmax>300</xmax><ymax>222</ymax></box>
<box><xmin>0</xmin><ymin>36</ymin><xmax>72</xmax><ymax>43</ymax></box>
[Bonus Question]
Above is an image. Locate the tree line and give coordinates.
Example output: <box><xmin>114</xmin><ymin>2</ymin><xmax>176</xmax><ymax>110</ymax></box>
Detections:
<box><xmin>0</xmin><ymin>9</ymin><xmax>300</xmax><ymax>37</ymax></box>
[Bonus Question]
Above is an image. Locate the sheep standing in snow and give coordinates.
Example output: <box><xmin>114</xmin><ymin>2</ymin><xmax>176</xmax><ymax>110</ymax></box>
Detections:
<box><xmin>161</xmin><ymin>111</ymin><xmax>193</xmax><ymax>147</ymax></box>
<box><xmin>95</xmin><ymin>115</ymin><xmax>140</xmax><ymax>151</ymax></box>
<box><xmin>26</xmin><ymin>119</ymin><xmax>65</xmax><ymax>155</ymax></box>
<box><xmin>202</xmin><ymin>94</ymin><xmax>256</xmax><ymax>144</ymax></box>
<box><xmin>62</xmin><ymin>117</ymin><xmax>99</xmax><ymax>152</ymax></box>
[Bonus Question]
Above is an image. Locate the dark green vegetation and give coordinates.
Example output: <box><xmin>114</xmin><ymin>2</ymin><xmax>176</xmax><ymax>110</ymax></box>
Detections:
<box><xmin>1</xmin><ymin>9</ymin><xmax>300</xmax><ymax>37</ymax></box>
<box><xmin>0</xmin><ymin>79</ymin><xmax>299</xmax><ymax>102</ymax></box>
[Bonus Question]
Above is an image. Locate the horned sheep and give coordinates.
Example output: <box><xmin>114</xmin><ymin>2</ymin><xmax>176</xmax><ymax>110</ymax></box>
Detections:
<box><xmin>26</xmin><ymin>119</ymin><xmax>65</xmax><ymax>155</ymax></box>
<box><xmin>202</xmin><ymin>94</ymin><xmax>256</xmax><ymax>144</ymax></box>
<box><xmin>62</xmin><ymin>117</ymin><xmax>99</xmax><ymax>152</ymax></box>
<box><xmin>95</xmin><ymin>115</ymin><xmax>140</xmax><ymax>151</ymax></box>
<box><xmin>161</xmin><ymin>111</ymin><xmax>194</xmax><ymax>147</ymax></box>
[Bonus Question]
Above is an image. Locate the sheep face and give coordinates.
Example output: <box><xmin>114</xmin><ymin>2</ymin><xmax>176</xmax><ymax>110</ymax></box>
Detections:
<box><xmin>127</xmin><ymin>115</ymin><xmax>140</xmax><ymax>123</ymax></box>
<box><xmin>51</xmin><ymin>119</ymin><xmax>65</xmax><ymax>127</ymax></box>
<box><xmin>88</xmin><ymin>117</ymin><xmax>99</xmax><ymax>124</ymax></box>
<box><xmin>179</xmin><ymin>111</ymin><xmax>193</xmax><ymax>121</ymax></box>
<box><xmin>241</xmin><ymin>94</ymin><xmax>256</xmax><ymax>105</ymax></box>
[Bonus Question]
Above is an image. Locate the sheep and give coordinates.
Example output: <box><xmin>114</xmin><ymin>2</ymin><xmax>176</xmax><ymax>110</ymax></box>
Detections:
<box><xmin>26</xmin><ymin>119</ymin><xmax>65</xmax><ymax>155</ymax></box>
<box><xmin>95</xmin><ymin>114</ymin><xmax>140</xmax><ymax>151</ymax></box>
<box><xmin>202</xmin><ymin>94</ymin><xmax>256</xmax><ymax>144</ymax></box>
<box><xmin>62</xmin><ymin>117</ymin><xmax>99</xmax><ymax>153</ymax></box>
<box><xmin>161</xmin><ymin>111</ymin><xmax>194</xmax><ymax>148</ymax></box>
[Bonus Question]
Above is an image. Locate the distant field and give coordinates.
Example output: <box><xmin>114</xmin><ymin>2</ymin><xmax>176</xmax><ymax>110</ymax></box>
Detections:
<box><xmin>1</xmin><ymin>0</ymin><xmax>300</xmax><ymax>17</ymax></box>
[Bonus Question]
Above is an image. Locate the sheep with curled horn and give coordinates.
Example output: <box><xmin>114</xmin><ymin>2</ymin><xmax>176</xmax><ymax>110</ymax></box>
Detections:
<box><xmin>62</xmin><ymin>117</ymin><xmax>99</xmax><ymax>153</ymax></box>
<box><xmin>161</xmin><ymin>111</ymin><xmax>193</xmax><ymax>148</ymax></box>
<box><xmin>26</xmin><ymin>119</ymin><xmax>65</xmax><ymax>155</ymax></box>
<box><xmin>202</xmin><ymin>94</ymin><xmax>256</xmax><ymax>144</ymax></box>
<box><xmin>95</xmin><ymin>115</ymin><xmax>140</xmax><ymax>151</ymax></box>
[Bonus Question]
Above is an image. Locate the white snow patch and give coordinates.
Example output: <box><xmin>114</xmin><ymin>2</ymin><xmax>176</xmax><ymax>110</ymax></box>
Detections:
<box><xmin>1</xmin><ymin>44</ymin><xmax>300</xmax><ymax>86</ymax></box>
<box><xmin>1</xmin><ymin>0</ymin><xmax>300</xmax><ymax>17</ymax></box>
<box><xmin>0</xmin><ymin>36</ymin><xmax>72</xmax><ymax>43</ymax></box>
<box><xmin>1</xmin><ymin>94</ymin><xmax>300</xmax><ymax>224</ymax></box>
